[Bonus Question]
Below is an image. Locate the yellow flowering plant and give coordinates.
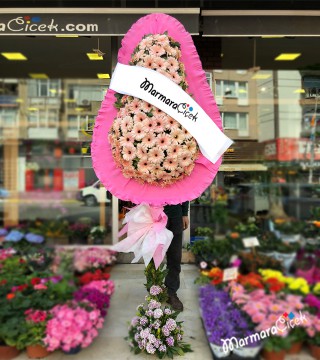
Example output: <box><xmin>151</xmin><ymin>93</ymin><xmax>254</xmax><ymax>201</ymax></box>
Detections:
<box><xmin>259</xmin><ymin>269</ymin><xmax>310</xmax><ymax>295</ymax></box>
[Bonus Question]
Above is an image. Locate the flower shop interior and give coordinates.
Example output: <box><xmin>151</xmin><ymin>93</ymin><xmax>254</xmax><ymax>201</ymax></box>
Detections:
<box><xmin>1</xmin><ymin>1</ymin><xmax>320</xmax><ymax>360</ymax></box>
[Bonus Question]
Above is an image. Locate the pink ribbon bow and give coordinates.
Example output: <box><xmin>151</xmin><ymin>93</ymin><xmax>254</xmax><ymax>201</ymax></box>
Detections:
<box><xmin>111</xmin><ymin>203</ymin><xmax>173</xmax><ymax>269</ymax></box>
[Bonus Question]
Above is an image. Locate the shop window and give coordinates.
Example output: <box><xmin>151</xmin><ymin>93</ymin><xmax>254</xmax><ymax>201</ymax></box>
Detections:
<box><xmin>0</xmin><ymin>108</ymin><xmax>18</xmax><ymax>127</ymax></box>
<box><xmin>27</xmin><ymin>80</ymin><xmax>61</xmax><ymax>98</ymax></box>
<box><xmin>68</xmin><ymin>85</ymin><xmax>106</xmax><ymax>107</ymax></box>
<box><xmin>222</xmin><ymin>112</ymin><xmax>249</xmax><ymax>135</ymax></box>
<box><xmin>223</xmin><ymin>112</ymin><xmax>237</xmax><ymax>129</ymax></box>
<box><xmin>214</xmin><ymin>80</ymin><xmax>248</xmax><ymax>100</ymax></box>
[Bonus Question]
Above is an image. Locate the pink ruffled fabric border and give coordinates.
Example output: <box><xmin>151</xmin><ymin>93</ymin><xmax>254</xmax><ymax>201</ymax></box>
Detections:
<box><xmin>92</xmin><ymin>13</ymin><xmax>223</xmax><ymax>206</ymax></box>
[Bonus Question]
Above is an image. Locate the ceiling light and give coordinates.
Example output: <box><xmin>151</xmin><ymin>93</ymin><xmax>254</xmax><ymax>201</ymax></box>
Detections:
<box><xmin>238</xmin><ymin>89</ymin><xmax>247</xmax><ymax>94</ymax></box>
<box><xmin>29</xmin><ymin>73</ymin><xmax>49</xmax><ymax>79</ymax></box>
<box><xmin>97</xmin><ymin>73</ymin><xmax>110</xmax><ymax>79</ymax></box>
<box><xmin>260</xmin><ymin>87</ymin><xmax>267</xmax><ymax>92</ymax></box>
<box><xmin>294</xmin><ymin>89</ymin><xmax>305</xmax><ymax>93</ymax></box>
<box><xmin>1</xmin><ymin>52</ymin><xmax>27</xmax><ymax>60</ymax></box>
<box><xmin>275</xmin><ymin>53</ymin><xmax>301</xmax><ymax>61</ymax></box>
<box><xmin>64</xmin><ymin>99</ymin><xmax>76</xmax><ymax>103</ymax></box>
<box><xmin>28</xmin><ymin>107</ymin><xmax>38</xmax><ymax>111</ymax></box>
<box><xmin>56</xmin><ymin>35</ymin><xmax>79</xmax><ymax>38</ymax></box>
<box><xmin>75</xmin><ymin>107</ymin><xmax>84</xmax><ymax>111</ymax></box>
<box><xmin>49</xmin><ymin>89</ymin><xmax>57</xmax><ymax>94</ymax></box>
<box><xmin>87</xmin><ymin>53</ymin><xmax>104</xmax><ymax>60</ymax></box>
<box><xmin>251</xmin><ymin>74</ymin><xmax>271</xmax><ymax>80</ymax></box>
<box><xmin>15</xmin><ymin>98</ymin><xmax>23</xmax><ymax>103</ymax></box>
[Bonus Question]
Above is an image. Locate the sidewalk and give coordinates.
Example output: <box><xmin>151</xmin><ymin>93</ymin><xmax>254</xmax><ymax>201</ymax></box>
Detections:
<box><xmin>15</xmin><ymin>264</ymin><xmax>314</xmax><ymax>360</ymax></box>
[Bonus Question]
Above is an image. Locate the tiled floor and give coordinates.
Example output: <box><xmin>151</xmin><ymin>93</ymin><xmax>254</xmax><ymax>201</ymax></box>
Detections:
<box><xmin>15</xmin><ymin>264</ymin><xmax>315</xmax><ymax>360</ymax></box>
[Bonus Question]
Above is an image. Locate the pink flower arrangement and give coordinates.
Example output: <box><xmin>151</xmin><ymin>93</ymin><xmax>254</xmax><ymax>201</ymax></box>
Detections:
<box><xmin>82</xmin><ymin>280</ymin><xmax>115</xmax><ymax>296</ymax></box>
<box><xmin>0</xmin><ymin>248</ymin><xmax>15</xmax><ymax>262</ymax></box>
<box><xmin>73</xmin><ymin>247</ymin><xmax>117</xmax><ymax>273</ymax></box>
<box><xmin>109</xmin><ymin>33</ymin><xmax>199</xmax><ymax>187</ymax></box>
<box><xmin>44</xmin><ymin>301</ymin><xmax>104</xmax><ymax>352</ymax></box>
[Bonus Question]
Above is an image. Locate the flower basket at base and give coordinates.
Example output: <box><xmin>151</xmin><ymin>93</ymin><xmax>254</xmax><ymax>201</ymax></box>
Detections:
<box><xmin>62</xmin><ymin>346</ymin><xmax>82</xmax><ymax>355</ymax></box>
<box><xmin>0</xmin><ymin>344</ymin><xmax>20</xmax><ymax>360</ymax></box>
<box><xmin>287</xmin><ymin>341</ymin><xmax>303</xmax><ymax>355</ymax></box>
<box><xmin>26</xmin><ymin>345</ymin><xmax>50</xmax><ymax>359</ymax></box>
<box><xmin>309</xmin><ymin>344</ymin><xmax>320</xmax><ymax>359</ymax></box>
<box><xmin>262</xmin><ymin>349</ymin><xmax>286</xmax><ymax>360</ymax></box>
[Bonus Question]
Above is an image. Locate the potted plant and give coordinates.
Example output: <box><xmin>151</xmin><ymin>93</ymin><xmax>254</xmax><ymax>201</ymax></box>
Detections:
<box><xmin>191</xmin><ymin>226</ymin><xmax>213</xmax><ymax>244</ymax></box>
<box><xmin>68</xmin><ymin>222</ymin><xmax>91</xmax><ymax>245</ymax></box>
<box><xmin>89</xmin><ymin>226</ymin><xmax>107</xmax><ymax>245</ymax></box>
<box><xmin>190</xmin><ymin>237</ymin><xmax>233</xmax><ymax>269</ymax></box>
<box><xmin>25</xmin><ymin>247</ymin><xmax>54</xmax><ymax>272</ymax></box>
<box><xmin>305</xmin><ymin>312</ymin><xmax>320</xmax><ymax>359</ymax></box>
<box><xmin>0</xmin><ymin>317</ymin><xmax>24</xmax><ymax>359</ymax></box>
<box><xmin>44</xmin><ymin>301</ymin><xmax>104</xmax><ymax>354</ymax></box>
<box><xmin>274</xmin><ymin>219</ymin><xmax>303</xmax><ymax>243</ymax></box>
<box><xmin>73</xmin><ymin>247</ymin><xmax>117</xmax><ymax>274</ymax></box>
<box><xmin>274</xmin><ymin>241</ymin><xmax>299</xmax><ymax>272</ymax></box>
<box><xmin>262</xmin><ymin>335</ymin><xmax>291</xmax><ymax>360</ymax></box>
<box><xmin>18</xmin><ymin>309</ymin><xmax>51</xmax><ymax>359</ymax></box>
<box><xmin>286</xmin><ymin>327</ymin><xmax>306</xmax><ymax>355</ymax></box>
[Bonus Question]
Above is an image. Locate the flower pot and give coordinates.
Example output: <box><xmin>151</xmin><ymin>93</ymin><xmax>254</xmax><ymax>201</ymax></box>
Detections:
<box><xmin>287</xmin><ymin>341</ymin><xmax>303</xmax><ymax>355</ymax></box>
<box><xmin>209</xmin><ymin>343</ymin><xmax>230</xmax><ymax>358</ymax></box>
<box><xmin>262</xmin><ymin>349</ymin><xmax>286</xmax><ymax>360</ymax></box>
<box><xmin>233</xmin><ymin>345</ymin><xmax>262</xmax><ymax>358</ymax></box>
<box><xmin>281</xmin><ymin>234</ymin><xmax>300</xmax><ymax>243</ymax></box>
<box><xmin>26</xmin><ymin>345</ymin><xmax>50</xmax><ymax>359</ymax></box>
<box><xmin>0</xmin><ymin>345</ymin><xmax>20</xmax><ymax>360</ymax></box>
<box><xmin>309</xmin><ymin>344</ymin><xmax>320</xmax><ymax>359</ymax></box>
<box><xmin>274</xmin><ymin>252</ymin><xmax>296</xmax><ymax>272</ymax></box>
<box><xmin>62</xmin><ymin>345</ymin><xmax>82</xmax><ymax>355</ymax></box>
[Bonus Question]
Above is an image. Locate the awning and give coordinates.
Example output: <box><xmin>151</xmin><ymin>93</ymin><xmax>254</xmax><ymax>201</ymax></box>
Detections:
<box><xmin>0</xmin><ymin>8</ymin><xmax>200</xmax><ymax>36</ymax></box>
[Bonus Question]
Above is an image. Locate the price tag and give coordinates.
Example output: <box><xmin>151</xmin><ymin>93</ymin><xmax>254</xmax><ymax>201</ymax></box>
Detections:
<box><xmin>242</xmin><ymin>237</ymin><xmax>260</xmax><ymax>248</ymax></box>
<box><xmin>223</xmin><ymin>267</ymin><xmax>238</xmax><ymax>282</ymax></box>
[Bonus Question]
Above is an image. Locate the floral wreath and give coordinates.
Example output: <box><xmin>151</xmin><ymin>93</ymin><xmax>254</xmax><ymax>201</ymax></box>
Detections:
<box><xmin>92</xmin><ymin>13</ymin><xmax>224</xmax><ymax>206</ymax></box>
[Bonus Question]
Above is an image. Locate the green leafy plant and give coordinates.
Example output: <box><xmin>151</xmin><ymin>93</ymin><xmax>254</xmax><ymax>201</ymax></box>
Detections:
<box><xmin>191</xmin><ymin>238</ymin><xmax>233</xmax><ymax>269</ymax></box>
<box><xmin>144</xmin><ymin>260</ymin><xmax>168</xmax><ymax>303</ymax></box>
<box><xmin>263</xmin><ymin>335</ymin><xmax>291</xmax><ymax>352</ymax></box>
<box><xmin>194</xmin><ymin>227</ymin><xmax>213</xmax><ymax>238</ymax></box>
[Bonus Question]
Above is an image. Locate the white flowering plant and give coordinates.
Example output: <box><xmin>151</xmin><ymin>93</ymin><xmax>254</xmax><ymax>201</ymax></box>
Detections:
<box><xmin>126</xmin><ymin>261</ymin><xmax>192</xmax><ymax>358</ymax></box>
<box><xmin>127</xmin><ymin>300</ymin><xmax>191</xmax><ymax>358</ymax></box>
<box><xmin>109</xmin><ymin>32</ymin><xmax>199</xmax><ymax>187</ymax></box>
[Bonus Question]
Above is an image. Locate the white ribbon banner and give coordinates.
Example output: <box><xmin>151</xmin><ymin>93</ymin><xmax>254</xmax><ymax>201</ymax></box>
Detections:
<box><xmin>110</xmin><ymin>63</ymin><xmax>233</xmax><ymax>164</ymax></box>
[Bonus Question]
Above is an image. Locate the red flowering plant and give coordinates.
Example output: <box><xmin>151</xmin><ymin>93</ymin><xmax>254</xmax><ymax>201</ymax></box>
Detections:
<box><xmin>16</xmin><ymin>309</ymin><xmax>51</xmax><ymax>349</ymax></box>
<box><xmin>78</xmin><ymin>269</ymin><xmax>111</xmax><ymax>286</ymax></box>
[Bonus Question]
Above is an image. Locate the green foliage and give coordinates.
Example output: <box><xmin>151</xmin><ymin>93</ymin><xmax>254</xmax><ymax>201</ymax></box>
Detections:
<box><xmin>274</xmin><ymin>220</ymin><xmax>304</xmax><ymax>235</ymax></box>
<box><xmin>263</xmin><ymin>335</ymin><xmax>291</xmax><ymax>352</ymax></box>
<box><xmin>190</xmin><ymin>237</ymin><xmax>232</xmax><ymax>268</ymax></box>
<box><xmin>234</xmin><ymin>220</ymin><xmax>260</xmax><ymax>237</ymax></box>
<box><xmin>145</xmin><ymin>260</ymin><xmax>168</xmax><ymax>303</ymax></box>
<box><xmin>194</xmin><ymin>227</ymin><xmax>213</xmax><ymax>237</ymax></box>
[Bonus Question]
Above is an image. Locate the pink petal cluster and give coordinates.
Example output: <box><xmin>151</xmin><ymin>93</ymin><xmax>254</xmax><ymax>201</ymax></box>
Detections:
<box><xmin>82</xmin><ymin>280</ymin><xmax>115</xmax><ymax>296</ymax></box>
<box><xmin>74</xmin><ymin>247</ymin><xmax>117</xmax><ymax>272</ymax></box>
<box><xmin>44</xmin><ymin>302</ymin><xmax>104</xmax><ymax>352</ymax></box>
<box><xmin>109</xmin><ymin>33</ymin><xmax>199</xmax><ymax>187</ymax></box>
<box><xmin>229</xmin><ymin>283</ymin><xmax>305</xmax><ymax>334</ymax></box>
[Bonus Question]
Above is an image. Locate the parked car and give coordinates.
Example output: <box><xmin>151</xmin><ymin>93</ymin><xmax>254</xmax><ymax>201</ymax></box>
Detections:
<box><xmin>77</xmin><ymin>180</ymin><xmax>111</xmax><ymax>207</ymax></box>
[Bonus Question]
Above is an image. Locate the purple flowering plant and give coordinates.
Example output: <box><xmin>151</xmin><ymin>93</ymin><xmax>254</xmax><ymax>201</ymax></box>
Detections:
<box><xmin>74</xmin><ymin>287</ymin><xmax>111</xmax><ymax>317</ymax></box>
<box><xmin>199</xmin><ymin>285</ymin><xmax>258</xmax><ymax>348</ymax></box>
<box><xmin>127</xmin><ymin>261</ymin><xmax>192</xmax><ymax>358</ymax></box>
